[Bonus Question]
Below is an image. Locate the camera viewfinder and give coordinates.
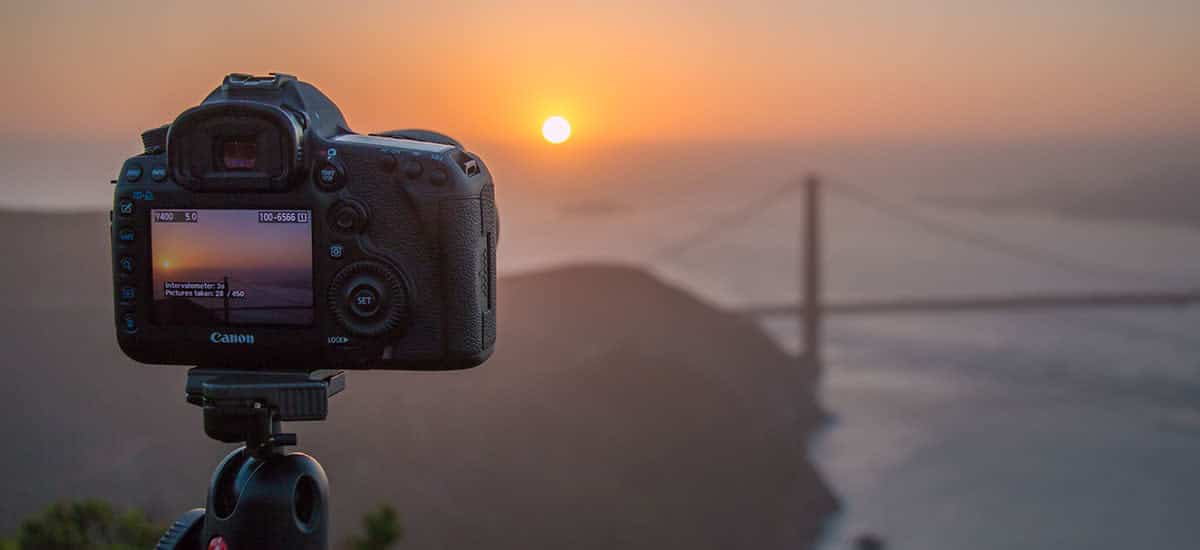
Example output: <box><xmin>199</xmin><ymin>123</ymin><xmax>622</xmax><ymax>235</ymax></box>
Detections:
<box><xmin>220</xmin><ymin>138</ymin><xmax>258</xmax><ymax>171</ymax></box>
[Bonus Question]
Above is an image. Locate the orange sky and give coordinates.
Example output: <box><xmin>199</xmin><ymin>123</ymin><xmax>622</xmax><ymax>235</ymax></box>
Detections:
<box><xmin>151</xmin><ymin>210</ymin><xmax>311</xmax><ymax>277</ymax></box>
<box><xmin>3</xmin><ymin>1</ymin><xmax>1199</xmax><ymax>148</ymax></box>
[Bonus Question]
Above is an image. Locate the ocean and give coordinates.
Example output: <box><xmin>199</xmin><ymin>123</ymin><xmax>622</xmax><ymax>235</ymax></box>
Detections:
<box><xmin>5</xmin><ymin>136</ymin><xmax>1200</xmax><ymax>548</ymax></box>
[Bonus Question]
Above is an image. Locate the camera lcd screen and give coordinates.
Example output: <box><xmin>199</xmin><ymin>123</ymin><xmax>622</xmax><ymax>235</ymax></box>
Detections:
<box><xmin>150</xmin><ymin>209</ymin><xmax>313</xmax><ymax>326</ymax></box>
<box><xmin>220</xmin><ymin>138</ymin><xmax>258</xmax><ymax>170</ymax></box>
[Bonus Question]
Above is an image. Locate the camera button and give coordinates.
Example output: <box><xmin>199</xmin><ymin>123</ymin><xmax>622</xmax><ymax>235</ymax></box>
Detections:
<box><xmin>349</xmin><ymin>285</ymin><xmax>381</xmax><ymax>318</ymax></box>
<box><xmin>121</xmin><ymin>312</ymin><xmax>138</xmax><ymax>334</ymax></box>
<box><xmin>334</xmin><ymin>210</ymin><xmax>355</xmax><ymax>231</ymax></box>
<box><xmin>403</xmin><ymin>160</ymin><xmax>423</xmax><ymax>179</ymax></box>
<box><xmin>151</xmin><ymin>166</ymin><xmax>168</xmax><ymax>182</ymax></box>
<box><xmin>378</xmin><ymin>152</ymin><xmax>398</xmax><ymax>173</ymax></box>
<box><xmin>328</xmin><ymin>261</ymin><xmax>406</xmax><ymax>336</ymax></box>
<box><xmin>316</xmin><ymin>161</ymin><xmax>344</xmax><ymax>190</ymax></box>
<box><xmin>429</xmin><ymin>169</ymin><xmax>448</xmax><ymax>186</ymax></box>
<box><xmin>319</xmin><ymin>166</ymin><xmax>337</xmax><ymax>184</ymax></box>
<box><xmin>329</xmin><ymin>243</ymin><xmax>345</xmax><ymax>259</ymax></box>
<box><xmin>329</xmin><ymin>201</ymin><xmax>368</xmax><ymax>234</ymax></box>
<box><xmin>125</xmin><ymin>163</ymin><xmax>143</xmax><ymax>182</ymax></box>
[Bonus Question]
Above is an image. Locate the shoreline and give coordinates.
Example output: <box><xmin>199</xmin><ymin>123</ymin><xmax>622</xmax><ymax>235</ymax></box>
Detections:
<box><xmin>0</xmin><ymin>209</ymin><xmax>838</xmax><ymax>549</ymax></box>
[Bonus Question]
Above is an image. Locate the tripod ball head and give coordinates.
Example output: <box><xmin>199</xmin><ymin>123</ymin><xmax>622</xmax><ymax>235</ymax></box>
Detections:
<box><xmin>205</xmin><ymin>447</ymin><xmax>330</xmax><ymax>549</ymax></box>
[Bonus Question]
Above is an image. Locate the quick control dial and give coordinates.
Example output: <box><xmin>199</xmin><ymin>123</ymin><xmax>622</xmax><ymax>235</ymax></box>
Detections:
<box><xmin>327</xmin><ymin>261</ymin><xmax>406</xmax><ymax>337</ymax></box>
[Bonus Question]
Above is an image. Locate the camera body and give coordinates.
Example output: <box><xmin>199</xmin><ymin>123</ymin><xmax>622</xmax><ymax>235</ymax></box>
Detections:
<box><xmin>111</xmin><ymin>73</ymin><xmax>498</xmax><ymax>371</ymax></box>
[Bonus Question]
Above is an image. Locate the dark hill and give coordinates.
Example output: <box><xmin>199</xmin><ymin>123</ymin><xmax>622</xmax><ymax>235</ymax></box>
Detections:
<box><xmin>0</xmin><ymin>210</ymin><xmax>836</xmax><ymax>549</ymax></box>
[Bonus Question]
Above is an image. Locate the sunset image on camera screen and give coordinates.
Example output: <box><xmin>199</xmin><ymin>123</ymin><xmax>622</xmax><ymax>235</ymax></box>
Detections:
<box><xmin>150</xmin><ymin>209</ymin><xmax>313</xmax><ymax>326</ymax></box>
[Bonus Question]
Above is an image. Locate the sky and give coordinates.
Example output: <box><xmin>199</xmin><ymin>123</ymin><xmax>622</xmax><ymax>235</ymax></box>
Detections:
<box><xmin>150</xmin><ymin>209</ymin><xmax>312</xmax><ymax>280</ymax></box>
<box><xmin>3</xmin><ymin>0</ymin><xmax>1199</xmax><ymax>148</ymax></box>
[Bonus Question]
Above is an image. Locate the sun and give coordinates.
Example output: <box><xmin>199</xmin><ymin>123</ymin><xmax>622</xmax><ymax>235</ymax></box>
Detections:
<box><xmin>542</xmin><ymin>116</ymin><xmax>571</xmax><ymax>144</ymax></box>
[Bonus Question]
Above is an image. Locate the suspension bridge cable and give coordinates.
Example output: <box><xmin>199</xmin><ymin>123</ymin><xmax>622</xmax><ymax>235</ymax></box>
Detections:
<box><xmin>825</xmin><ymin>178</ymin><xmax>1162</xmax><ymax>283</ymax></box>
<box><xmin>656</xmin><ymin>178</ymin><xmax>805</xmax><ymax>259</ymax></box>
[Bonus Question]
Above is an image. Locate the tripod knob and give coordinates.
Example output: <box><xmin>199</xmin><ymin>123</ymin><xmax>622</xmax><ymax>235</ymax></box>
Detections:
<box><xmin>155</xmin><ymin>508</ymin><xmax>204</xmax><ymax>550</ymax></box>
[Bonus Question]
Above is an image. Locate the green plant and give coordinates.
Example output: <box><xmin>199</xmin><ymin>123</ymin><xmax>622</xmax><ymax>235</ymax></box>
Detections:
<box><xmin>348</xmin><ymin>503</ymin><xmax>404</xmax><ymax>550</ymax></box>
<box><xmin>6</xmin><ymin>499</ymin><xmax>160</xmax><ymax>550</ymax></box>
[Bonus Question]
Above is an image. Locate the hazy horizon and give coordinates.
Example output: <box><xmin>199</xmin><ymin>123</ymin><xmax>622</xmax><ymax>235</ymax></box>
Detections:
<box><xmin>3</xmin><ymin>132</ymin><xmax>1197</xmax><ymax>213</ymax></box>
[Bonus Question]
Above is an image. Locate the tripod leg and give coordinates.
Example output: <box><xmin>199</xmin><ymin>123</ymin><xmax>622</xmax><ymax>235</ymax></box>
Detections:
<box><xmin>156</xmin><ymin>508</ymin><xmax>205</xmax><ymax>550</ymax></box>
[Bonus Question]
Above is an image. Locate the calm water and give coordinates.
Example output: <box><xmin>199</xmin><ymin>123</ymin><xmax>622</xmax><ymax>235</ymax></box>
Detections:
<box><xmin>7</xmin><ymin>137</ymin><xmax>1200</xmax><ymax>548</ymax></box>
<box><xmin>492</xmin><ymin>140</ymin><xmax>1200</xmax><ymax>549</ymax></box>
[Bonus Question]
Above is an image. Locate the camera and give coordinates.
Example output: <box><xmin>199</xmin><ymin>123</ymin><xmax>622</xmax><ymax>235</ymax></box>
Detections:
<box><xmin>111</xmin><ymin>73</ymin><xmax>498</xmax><ymax>371</ymax></box>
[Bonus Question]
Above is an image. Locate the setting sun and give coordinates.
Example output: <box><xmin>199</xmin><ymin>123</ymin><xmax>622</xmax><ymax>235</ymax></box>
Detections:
<box><xmin>542</xmin><ymin>116</ymin><xmax>571</xmax><ymax>144</ymax></box>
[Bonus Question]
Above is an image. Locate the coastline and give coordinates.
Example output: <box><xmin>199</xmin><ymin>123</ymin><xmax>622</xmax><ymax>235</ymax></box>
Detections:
<box><xmin>0</xmin><ymin>209</ymin><xmax>837</xmax><ymax>548</ymax></box>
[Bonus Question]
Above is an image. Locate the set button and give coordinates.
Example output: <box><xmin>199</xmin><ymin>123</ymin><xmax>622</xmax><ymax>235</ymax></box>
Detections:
<box><xmin>350</xmin><ymin>285</ymin><xmax>381</xmax><ymax>317</ymax></box>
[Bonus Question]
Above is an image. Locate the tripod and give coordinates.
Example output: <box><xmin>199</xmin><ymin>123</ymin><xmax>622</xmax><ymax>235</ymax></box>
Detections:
<box><xmin>156</xmin><ymin>368</ymin><xmax>345</xmax><ymax>550</ymax></box>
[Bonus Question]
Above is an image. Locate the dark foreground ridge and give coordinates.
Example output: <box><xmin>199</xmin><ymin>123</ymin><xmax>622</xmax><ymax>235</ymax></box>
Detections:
<box><xmin>0</xmin><ymin>210</ymin><xmax>836</xmax><ymax>549</ymax></box>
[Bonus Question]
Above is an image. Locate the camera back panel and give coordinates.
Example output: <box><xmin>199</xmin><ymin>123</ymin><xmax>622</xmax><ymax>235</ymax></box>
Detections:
<box><xmin>111</xmin><ymin>74</ymin><xmax>497</xmax><ymax>371</ymax></box>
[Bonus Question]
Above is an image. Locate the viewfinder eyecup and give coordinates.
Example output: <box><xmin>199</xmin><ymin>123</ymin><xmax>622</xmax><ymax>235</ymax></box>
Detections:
<box><xmin>167</xmin><ymin>102</ymin><xmax>304</xmax><ymax>192</ymax></box>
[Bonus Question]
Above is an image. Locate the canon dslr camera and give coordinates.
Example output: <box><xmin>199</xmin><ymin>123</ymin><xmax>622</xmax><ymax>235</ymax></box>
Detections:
<box><xmin>111</xmin><ymin>73</ymin><xmax>498</xmax><ymax>370</ymax></box>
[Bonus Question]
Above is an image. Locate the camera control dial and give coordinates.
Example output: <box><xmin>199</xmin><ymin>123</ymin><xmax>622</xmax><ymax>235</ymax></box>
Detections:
<box><xmin>327</xmin><ymin>261</ymin><xmax>406</xmax><ymax>337</ymax></box>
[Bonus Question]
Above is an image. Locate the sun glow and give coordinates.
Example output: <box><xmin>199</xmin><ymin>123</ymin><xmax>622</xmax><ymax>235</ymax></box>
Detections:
<box><xmin>542</xmin><ymin>116</ymin><xmax>571</xmax><ymax>144</ymax></box>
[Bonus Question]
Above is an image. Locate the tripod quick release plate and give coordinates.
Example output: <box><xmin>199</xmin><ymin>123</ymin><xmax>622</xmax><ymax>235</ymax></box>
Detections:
<box><xmin>185</xmin><ymin>368</ymin><xmax>345</xmax><ymax>455</ymax></box>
